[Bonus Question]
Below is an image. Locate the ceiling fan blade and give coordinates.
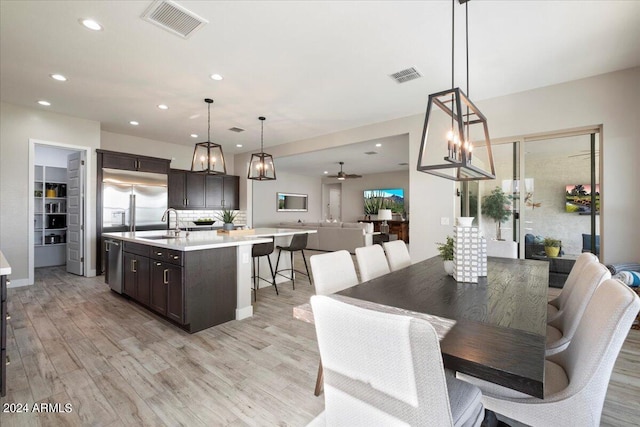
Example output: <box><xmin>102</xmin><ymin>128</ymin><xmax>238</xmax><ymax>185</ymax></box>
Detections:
<box><xmin>345</xmin><ymin>174</ymin><xmax>362</xmax><ymax>178</ymax></box>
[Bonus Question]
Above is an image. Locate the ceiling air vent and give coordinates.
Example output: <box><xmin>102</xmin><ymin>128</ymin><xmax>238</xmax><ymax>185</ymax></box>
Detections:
<box><xmin>229</xmin><ymin>127</ymin><xmax>245</xmax><ymax>133</ymax></box>
<box><xmin>398</xmin><ymin>162</ymin><xmax>409</xmax><ymax>166</ymax></box>
<box><xmin>364</xmin><ymin>151</ymin><xmax>378</xmax><ymax>155</ymax></box>
<box><xmin>142</xmin><ymin>1</ymin><xmax>208</xmax><ymax>39</ymax></box>
<box><xmin>390</xmin><ymin>67</ymin><xmax>422</xmax><ymax>84</ymax></box>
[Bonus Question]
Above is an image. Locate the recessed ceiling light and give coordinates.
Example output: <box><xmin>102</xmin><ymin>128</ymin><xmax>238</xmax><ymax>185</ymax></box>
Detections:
<box><xmin>37</xmin><ymin>100</ymin><xmax>51</xmax><ymax>106</ymax></box>
<box><xmin>190</xmin><ymin>134</ymin><xmax>198</xmax><ymax>138</ymax></box>
<box><xmin>210</xmin><ymin>74</ymin><xmax>223</xmax><ymax>81</ymax></box>
<box><xmin>129</xmin><ymin>121</ymin><xmax>139</xmax><ymax>126</ymax></box>
<box><xmin>50</xmin><ymin>74</ymin><xmax>67</xmax><ymax>82</ymax></box>
<box><xmin>80</xmin><ymin>18</ymin><xmax>103</xmax><ymax>31</ymax></box>
<box><xmin>236</xmin><ymin>144</ymin><xmax>243</xmax><ymax>148</ymax></box>
<box><xmin>158</xmin><ymin>104</ymin><xmax>169</xmax><ymax>110</ymax></box>
<box><xmin>375</xmin><ymin>143</ymin><xmax>382</xmax><ymax>147</ymax></box>
<box><xmin>323</xmin><ymin>171</ymin><xmax>328</xmax><ymax>174</ymax></box>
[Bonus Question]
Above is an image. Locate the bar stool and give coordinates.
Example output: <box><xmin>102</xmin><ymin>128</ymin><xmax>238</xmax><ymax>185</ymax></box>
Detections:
<box><xmin>251</xmin><ymin>237</ymin><xmax>277</xmax><ymax>301</ymax></box>
<box><xmin>274</xmin><ymin>233</ymin><xmax>311</xmax><ymax>289</ymax></box>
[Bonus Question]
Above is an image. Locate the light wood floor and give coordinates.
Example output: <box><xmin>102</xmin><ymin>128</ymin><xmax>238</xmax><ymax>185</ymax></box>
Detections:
<box><xmin>1</xmin><ymin>260</ymin><xmax>638</xmax><ymax>426</ymax></box>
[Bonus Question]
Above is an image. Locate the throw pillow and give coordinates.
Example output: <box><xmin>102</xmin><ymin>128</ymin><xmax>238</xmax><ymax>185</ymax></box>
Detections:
<box><xmin>613</xmin><ymin>271</ymin><xmax>640</xmax><ymax>287</ymax></box>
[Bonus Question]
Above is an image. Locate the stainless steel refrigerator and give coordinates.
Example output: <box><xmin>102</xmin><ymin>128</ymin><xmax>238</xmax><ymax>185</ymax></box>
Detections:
<box><xmin>102</xmin><ymin>168</ymin><xmax>168</xmax><ymax>233</ymax></box>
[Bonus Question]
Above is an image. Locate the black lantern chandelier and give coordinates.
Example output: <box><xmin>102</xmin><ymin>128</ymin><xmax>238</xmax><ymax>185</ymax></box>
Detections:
<box><xmin>191</xmin><ymin>98</ymin><xmax>226</xmax><ymax>175</ymax></box>
<box><xmin>248</xmin><ymin>116</ymin><xmax>276</xmax><ymax>180</ymax></box>
<box><xmin>416</xmin><ymin>0</ymin><xmax>495</xmax><ymax>181</ymax></box>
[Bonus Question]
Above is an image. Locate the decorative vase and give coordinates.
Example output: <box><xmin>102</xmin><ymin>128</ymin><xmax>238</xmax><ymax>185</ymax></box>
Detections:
<box><xmin>444</xmin><ymin>260</ymin><xmax>454</xmax><ymax>275</ymax></box>
<box><xmin>457</xmin><ymin>217</ymin><xmax>474</xmax><ymax>227</ymax></box>
<box><xmin>544</xmin><ymin>246</ymin><xmax>560</xmax><ymax>257</ymax></box>
<box><xmin>223</xmin><ymin>223</ymin><xmax>234</xmax><ymax>231</ymax></box>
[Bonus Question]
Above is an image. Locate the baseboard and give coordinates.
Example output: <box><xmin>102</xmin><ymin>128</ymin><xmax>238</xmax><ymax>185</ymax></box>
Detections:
<box><xmin>236</xmin><ymin>305</ymin><xmax>253</xmax><ymax>320</ymax></box>
<box><xmin>7</xmin><ymin>278</ymin><xmax>31</xmax><ymax>288</ymax></box>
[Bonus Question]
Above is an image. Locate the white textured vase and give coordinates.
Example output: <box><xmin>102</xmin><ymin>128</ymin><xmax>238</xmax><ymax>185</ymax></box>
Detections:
<box><xmin>444</xmin><ymin>260</ymin><xmax>455</xmax><ymax>275</ymax></box>
<box><xmin>457</xmin><ymin>217</ymin><xmax>474</xmax><ymax>227</ymax></box>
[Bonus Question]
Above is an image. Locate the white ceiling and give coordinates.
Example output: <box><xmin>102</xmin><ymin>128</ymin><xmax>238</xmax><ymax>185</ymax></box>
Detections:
<box><xmin>1</xmin><ymin>1</ymin><xmax>639</xmax><ymax>175</ymax></box>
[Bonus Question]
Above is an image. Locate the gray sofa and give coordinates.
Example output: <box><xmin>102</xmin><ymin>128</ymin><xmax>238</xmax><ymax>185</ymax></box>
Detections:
<box><xmin>279</xmin><ymin>222</ymin><xmax>373</xmax><ymax>253</ymax></box>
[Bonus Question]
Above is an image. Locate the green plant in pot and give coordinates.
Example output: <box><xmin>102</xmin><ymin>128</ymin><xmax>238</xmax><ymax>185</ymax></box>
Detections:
<box><xmin>216</xmin><ymin>209</ymin><xmax>237</xmax><ymax>231</ymax></box>
<box><xmin>436</xmin><ymin>235</ymin><xmax>455</xmax><ymax>275</ymax></box>
<box><xmin>481</xmin><ymin>187</ymin><xmax>512</xmax><ymax>240</ymax></box>
<box><xmin>544</xmin><ymin>238</ymin><xmax>561</xmax><ymax>258</ymax></box>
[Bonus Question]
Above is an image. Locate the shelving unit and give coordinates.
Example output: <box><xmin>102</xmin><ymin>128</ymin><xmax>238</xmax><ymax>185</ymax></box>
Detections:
<box><xmin>34</xmin><ymin>165</ymin><xmax>68</xmax><ymax>267</ymax></box>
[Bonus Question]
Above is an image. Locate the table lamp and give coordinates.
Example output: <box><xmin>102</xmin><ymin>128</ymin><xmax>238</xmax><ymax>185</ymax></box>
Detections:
<box><xmin>378</xmin><ymin>209</ymin><xmax>392</xmax><ymax>234</ymax></box>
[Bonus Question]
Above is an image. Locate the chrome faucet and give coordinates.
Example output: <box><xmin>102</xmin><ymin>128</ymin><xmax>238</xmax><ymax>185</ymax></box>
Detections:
<box><xmin>161</xmin><ymin>208</ymin><xmax>181</xmax><ymax>236</ymax></box>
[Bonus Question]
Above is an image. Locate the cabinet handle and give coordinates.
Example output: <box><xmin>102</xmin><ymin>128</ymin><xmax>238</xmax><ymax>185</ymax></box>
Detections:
<box><xmin>173</xmin><ymin>255</ymin><xmax>179</xmax><ymax>260</ymax></box>
<box><xmin>131</xmin><ymin>259</ymin><xmax>137</xmax><ymax>273</ymax></box>
<box><xmin>156</xmin><ymin>252</ymin><xmax>163</xmax><ymax>256</ymax></box>
<box><xmin>155</xmin><ymin>262</ymin><xmax>162</xmax><ymax>266</ymax></box>
<box><xmin>186</xmin><ymin>198</ymin><xmax>189</xmax><ymax>206</ymax></box>
<box><xmin>163</xmin><ymin>269</ymin><xmax>169</xmax><ymax>285</ymax></box>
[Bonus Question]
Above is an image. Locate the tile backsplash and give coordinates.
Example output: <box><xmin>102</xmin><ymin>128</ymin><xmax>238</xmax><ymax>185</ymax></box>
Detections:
<box><xmin>170</xmin><ymin>210</ymin><xmax>247</xmax><ymax>228</ymax></box>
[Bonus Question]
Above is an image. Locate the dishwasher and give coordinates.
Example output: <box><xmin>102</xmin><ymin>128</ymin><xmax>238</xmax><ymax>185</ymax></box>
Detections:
<box><xmin>104</xmin><ymin>239</ymin><xmax>123</xmax><ymax>293</ymax></box>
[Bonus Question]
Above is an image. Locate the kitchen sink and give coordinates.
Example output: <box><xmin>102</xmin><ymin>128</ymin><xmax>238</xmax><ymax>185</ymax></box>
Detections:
<box><xmin>140</xmin><ymin>235</ymin><xmax>180</xmax><ymax>240</ymax></box>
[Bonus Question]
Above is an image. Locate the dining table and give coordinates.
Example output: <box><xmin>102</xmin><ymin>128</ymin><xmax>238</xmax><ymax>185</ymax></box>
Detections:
<box><xmin>293</xmin><ymin>255</ymin><xmax>549</xmax><ymax>398</ymax></box>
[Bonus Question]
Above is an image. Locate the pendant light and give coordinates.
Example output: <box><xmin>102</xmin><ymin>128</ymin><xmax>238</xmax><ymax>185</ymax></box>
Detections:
<box><xmin>248</xmin><ymin>116</ymin><xmax>276</xmax><ymax>180</ymax></box>
<box><xmin>191</xmin><ymin>98</ymin><xmax>227</xmax><ymax>175</ymax></box>
<box><xmin>416</xmin><ymin>0</ymin><xmax>495</xmax><ymax>181</ymax></box>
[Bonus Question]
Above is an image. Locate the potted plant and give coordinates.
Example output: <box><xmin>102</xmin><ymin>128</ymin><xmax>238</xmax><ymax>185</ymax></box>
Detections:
<box><xmin>436</xmin><ymin>236</ymin><xmax>455</xmax><ymax>275</ymax></box>
<box><xmin>216</xmin><ymin>209</ymin><xmax>237</xmax><ymax>230</ymax></box>
<box><xmin>481</xmin><ymin>187</ymin><xmax>512</xmax><ymax>240</ymax></box>
<box><xmin>544</xmin><ymin>238</ymin><xmax>561</xmax><ymax>258</ymax></box>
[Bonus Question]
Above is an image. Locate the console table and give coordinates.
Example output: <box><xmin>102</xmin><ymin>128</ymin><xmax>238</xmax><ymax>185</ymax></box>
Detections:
<box><xmin>363</xmin><ymin>220</ymin><xmax>409</xmax><ymax>243</ymax></box>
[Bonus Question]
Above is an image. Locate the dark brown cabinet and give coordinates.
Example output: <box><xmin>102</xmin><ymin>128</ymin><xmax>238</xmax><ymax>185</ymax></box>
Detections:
<box><xmin>99</xmin><ymin>150</ymin><xmax>169</xmax><ymax>174</ymax></box>
<box><xmin>123</xmin><ymin>242</ymin><xmax>151</xmax><ymax>306</ymax></box>
<box><xmin>168</xmin><ymin>169</ymin><xmax>206</xmax><ymax>209</ymax></box>
<box><xmin>365</xmin><ymin>220</ymin><xmax>410</xmax><ymax>243</ymax></box>
<box><xmin>150</xmin><ymin>247</ymin><xmax>184</xmax><ymax>324</ymax></box>
<box><xmin>205</xmin><ymin>175</ymin><xmax>239</xmax><ymax>209</ymax></box>
<box><xmin>169</xmin><ymin>169</ymin><xmax>239</xmax><ymax>210</ymax></box>
<box><xmin>1</xmin><ymin>272</ymin><xmax>7</xmax><ymax>397</ymax></box>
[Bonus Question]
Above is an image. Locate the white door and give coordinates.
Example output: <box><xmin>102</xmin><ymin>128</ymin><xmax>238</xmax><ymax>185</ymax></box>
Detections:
<box><xmin>66</xmin><ymin>151</ymin><xmax>85</xmax><ymax>275</ymax></box>
<box><xmin>329</xmin><ymin>185</ymin><xmax>341</xmax><ymax>220</ymax></box>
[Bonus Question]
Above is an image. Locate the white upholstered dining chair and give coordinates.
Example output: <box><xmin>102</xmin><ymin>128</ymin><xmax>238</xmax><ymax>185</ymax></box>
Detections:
<box><xmin>310</xmin><ymin>250</ymin><xmax>359</xmax><ymax>295</ymax></box>
<box><xmin>382</xmin><ymin>240</ymin><xmax>411</xmax><ymax>271</ymax></box>
<box><xmin>546</xmin><ymin>261</ymin><xmax>610</xmax><ymax>356</ymax></box>
<box><xmin>547</xmin><ymin>252</ymin><xmax>598</xmax><ymax>322</ymax></box>
<box><xmin>458</xmin><ymin>278</ymin><xmax>640</xmax><ymax>427</ymax></box>
<box><xmin>309</xmin><ymin>250</ymin><xmax>360</xmax><ymax>396</ymax></box>
<box><xmin>355</xmin><ymin>245</ymin><xmax>390</xmax><ymax>282</ymax></box>
<box><xmin>308</xmin><ymin>295</ymin><xmax>485</xmax><ymax>427</ymax></box>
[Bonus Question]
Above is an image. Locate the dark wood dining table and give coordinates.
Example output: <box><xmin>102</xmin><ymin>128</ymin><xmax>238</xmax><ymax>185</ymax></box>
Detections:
<box><xmin>294</xmin><ymin>256</ymin><xmax>548</xmax><ymax>398</ymax></box>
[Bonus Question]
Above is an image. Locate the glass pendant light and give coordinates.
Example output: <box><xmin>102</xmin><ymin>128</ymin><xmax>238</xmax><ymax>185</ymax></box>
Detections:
<box><xmin>191</xmin><ymin>98</ymin><xmax>226</xmax><ymax>175</ymax></box>
<box><xmin>416</xmin><ymin>0</ymin><xmax>495</xmax><ymax>181</ymax></box>
<box><xmin>248</xmin><ymin>116</ymin><xmax>276</xmax><ymax>180</ymax></box>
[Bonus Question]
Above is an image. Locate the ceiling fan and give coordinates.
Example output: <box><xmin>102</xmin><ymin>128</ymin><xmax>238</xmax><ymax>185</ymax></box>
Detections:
<box><xmin>328</xmin><ymin>161</ymin><xmax>362</xmax><ymax>180</ymax></box>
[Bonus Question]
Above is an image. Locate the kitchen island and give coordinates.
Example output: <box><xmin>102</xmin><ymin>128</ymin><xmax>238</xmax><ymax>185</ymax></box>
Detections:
<box><xmin>102</xmin><ymin>228</ymin><xmax>315</xmax><ymax>332</ymax></box>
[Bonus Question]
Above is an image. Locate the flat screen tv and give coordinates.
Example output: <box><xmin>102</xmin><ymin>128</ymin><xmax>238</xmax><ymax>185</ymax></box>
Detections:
<box><xmin>364</xmin><ymin>188</ymin><xmax>404</xmax><ymax>214</ymax></box>
<box><xmin>566</xmin><ymin>184</ymin><xmax>599</xmax><ymax>214</ymax></box>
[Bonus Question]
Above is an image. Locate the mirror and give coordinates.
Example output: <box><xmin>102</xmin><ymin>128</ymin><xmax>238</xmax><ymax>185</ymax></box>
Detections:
<box><xmin>277</xmin><ymin>192</ymin><xmax>308</xmax><ymax>212</ymax></box>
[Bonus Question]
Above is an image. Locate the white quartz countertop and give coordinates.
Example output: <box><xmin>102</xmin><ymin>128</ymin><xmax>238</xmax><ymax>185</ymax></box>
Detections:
<box><xmin>0</xmin><ymin>250</ymin><xmax>11</xmax><ymax>275</ymax></box>
<box><xmin>103</xmin><ymin>228</ymin><xmax>316</xmax><ymax>252</ymax></box>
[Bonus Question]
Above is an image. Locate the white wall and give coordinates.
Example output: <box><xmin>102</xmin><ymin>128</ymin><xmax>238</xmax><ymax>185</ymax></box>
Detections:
<box><xmin>237</xmin><ymin>67</ymin><xmax>640</xmax><ymax>264</ymax></box>
<box><xmin>100</xmin><ymin>131</ymin><xmax>235</xmax><ymax>174</ymax></box>
<box><xmin>0</xmin><ymin>102</ymin><xmax>100</xmax><ymax>283</ymax></box>
<box><xmin>251</xmin><ymin>171</ymin><xmax>322</xmax><ymax>226</ymax></box>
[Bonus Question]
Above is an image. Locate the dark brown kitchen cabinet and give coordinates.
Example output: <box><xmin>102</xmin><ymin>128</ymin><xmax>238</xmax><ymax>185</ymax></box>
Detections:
<box><xmin>168</xmin><ymin>169</ymin><xmax>206</xmax><ymax>209</ymax></box>
<box><xmin>151</xmin><ymin>261</ymin><xmax>183</xmax><ymax>322</ymax></box>
<box><xmin>98</xmin><ymin>150</ymin><xmax>169</xmax><ymax>174</ymax></box>
<box><xmin>205</xmin><ymin>175</ymin><xmax>239</xmax><ymax>209</ymax></box>
<box><xmin>123</xmin><ymin>247</ymin><xmax>150</xmax><ymax>306</ymax></box>
<box><xmin>169</xmin><ymin>169</ymin><xmax>238</xmax><ymax>210</ymax></box>
<box><xmin>150</xmin><ymin>247</ymin><xmax>185</xmax><ymax>324</ymax></box>
<box><xmin>1</xmin><ymin>272</ymin><xmax>8</xmax><ymax>397</ymax></box>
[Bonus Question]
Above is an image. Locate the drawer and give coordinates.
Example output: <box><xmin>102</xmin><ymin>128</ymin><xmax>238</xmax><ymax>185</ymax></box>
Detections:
<box><xmin>124</xmin><ymin>242</ymin><xmax>150</xmax><ymax>257</ymax></box>
<box><xmin>151</xmin><ymin>247</ymin><xmax>183</xmax><ymax>265</ymax></box>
